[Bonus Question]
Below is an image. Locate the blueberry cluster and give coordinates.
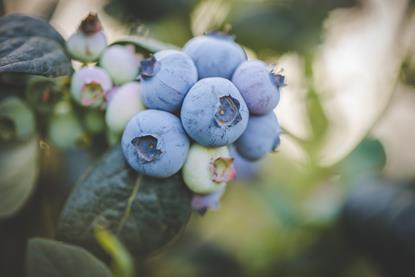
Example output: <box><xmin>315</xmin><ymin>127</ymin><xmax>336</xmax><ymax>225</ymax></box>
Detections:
<box><xmin>66</xmin><ymin>14</ymin><xmax>284</xmax><ymax>212</ymax></box>
<box><xmin>67</xmin><ymin>14</ymin><xmax>143</xmax><ymax>135</ymax></box>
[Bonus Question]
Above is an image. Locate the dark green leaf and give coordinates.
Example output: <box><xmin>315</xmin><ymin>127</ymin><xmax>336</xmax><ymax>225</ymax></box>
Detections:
<box><xmin>57</xmin><ymin>146</ymin><xmax>192</xmax><ymax>258</ymax></box>
<box><xmin>104</xmin><ymin>0</ymin><xmax>196</xmax><ymax>22</ymax></box>
<box><xmin>0</xmin><ymin>14</ymin><xmax>72</xmax><ymax>77</ymax></box>
<box><xmin>112</xmin><ymin>36</ymin><xmax>179</xmax><ymax>55</ymax></box>
<box><xmin>26</xmin><ymin>238</ymin><xmax>112</xmax><ymax>277</ymax></box>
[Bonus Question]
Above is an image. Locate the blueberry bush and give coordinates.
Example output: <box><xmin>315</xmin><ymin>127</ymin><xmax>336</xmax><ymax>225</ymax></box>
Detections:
<box><xmin>1</xmin><ymin>1</ymin><xmax>415</xmax><ymax>276</ymax></box>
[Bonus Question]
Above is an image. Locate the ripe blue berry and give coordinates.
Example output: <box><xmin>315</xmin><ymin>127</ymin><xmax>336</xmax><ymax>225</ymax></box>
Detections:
<box><xmin>181</xmin><ymin>77</ymin><xmax>249</xmax><ymax>147</ymax></box>
<box><xmin>191</xmin><ymin>186</ymin><xmax>226</xmax><ymax>214</ymax></box>
<box><xmin>183</xmin><ymin>144</ymin><xmax>235</xmax><ymax>194</ymax></box>
<box><xmin>183</xmin><ymin>32</ymin><xmax>246</xmax><ymax>79</ymax></box>
<box><xmin>229</xmin><ymin>146</ymin><xmax>259</xmax><ymax>181</ymax></box>
<box><xmin>232</xmin><ymin>60</ymin><xmax>283</xmax><ymax>115</ymax></box>
<box><xmin>235</xmin><ymin>112</ymin><xmax>281</xmax><ymax>161</ymax></box>
<box><xmin>66</xmin><ymin>14</ymin><xmax>107</xmax><ymax>63</ymax></box>
<box><xmin>70</xmin><ymin>66</ymin><xmax>112</xmax><ymax>108</ymax></box>
<box><xmin>105</xmin><ymin>82</ymin><xmax>144</xmax><ymax>133</ymax></box>
<box><xmin>100</xmin><ymin>45</ymin><xmax>140</xmax><ymax>85</ymax></box>
<box><xmin>140</xmin><ymin>50</ymin><xmax>198</xmax><ymax>112</ymax></box>
<box><xmin>121</xmin><ymin>110</ymin><xmax>190</xmax><ymax>178</ymax></box>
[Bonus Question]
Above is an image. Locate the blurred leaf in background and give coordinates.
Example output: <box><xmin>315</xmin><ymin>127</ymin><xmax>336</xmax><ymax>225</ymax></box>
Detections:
<box><xmin>105</xmin><ymin>0</ymin><xmax>197</xmax><ymax>45</ymax></box>
<box><xmin>342</xmin><ymin>178</ymin><xmax>415</xmax><ymax>276</ymax></box>
<box><xmin>105</xmin><ymin>0</ymin><xmax>197</xmax><ymax>22</ymax></box>
<box><xmin>0</xmin><ymin>96</ymin><xmax>38</xmax><ymax>219</ymax></box>
<box><xmin>26</xmin><ymin>238</ymin><xmax>112</xmax><ymax>277</ymax></box>
<box><xmin>216</xmin><ymin>0</ymin><xmax>358</xmax><ymax>57</ymax></box>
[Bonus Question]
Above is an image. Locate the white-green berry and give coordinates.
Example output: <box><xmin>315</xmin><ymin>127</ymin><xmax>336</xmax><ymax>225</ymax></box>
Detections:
<box><xmin>105</xmin><ymin>82</ymin><xmax>144</xmax><ymax>133</ymax></box>
<box><xmin>182</xmin><ymin>144</ymin><xmax>236</xmax><ymax>194</ymax></box>
<box><xmin>99</xmin><ymin>45</ymin><xmax>140</xmax><ymax>85</ymax></box>
<box><xmin>66</xmin><ymin>13</ymin><xmax>107</xmax><ymax>63</ymax></box>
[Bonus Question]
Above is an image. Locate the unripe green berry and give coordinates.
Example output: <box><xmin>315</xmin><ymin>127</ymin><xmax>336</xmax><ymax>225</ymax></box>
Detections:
<box><xmin>66</xmin><ymin>13</ymin><xmax>107</xmax><ymax>63</ymax></box>
<box><xmin>99</xmin><ymin>45</ymin><xmax>140</xmax><ymax>85</ymax></box>
<box><xmin>105</xmin><ymin>82</ymin><xmax>144</xmax><ymax>133</ymax></box>
<box><xmin>183</xmin><ymin>144</ymin><xmax>235</xmax><ymax>194</ymax></box>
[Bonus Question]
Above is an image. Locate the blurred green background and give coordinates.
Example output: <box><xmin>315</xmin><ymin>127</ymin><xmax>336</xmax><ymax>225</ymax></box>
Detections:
<box><xmin>2</xmin><ymin>0</ymin><xmax>415</xmax><ymax>276</ymax></box>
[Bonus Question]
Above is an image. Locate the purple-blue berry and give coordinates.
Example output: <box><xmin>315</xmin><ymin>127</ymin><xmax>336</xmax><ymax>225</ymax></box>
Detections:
<box><xmin>191</xmin><ymin>187</ymin><xmax>226</xmax><ymax>214</ymax></box>
<box><xmin>232</xmin><ymin>60</ymin><xmax>283</xmax><ymax>115</ymax></box>
<box><xmin>235</xmin><ymin>112</ymin><xmax>281</xmax><ymax>161</ymax></box>
<box><xmin>181</xmin><ymin>77</ymin><xmax>249</xmax><ymax>147</ymax></box>
<box><xmin>183</xmin><ymin>32</ymin><xmax>246</xmax><ymax>79</ymax></box>
<box><xmin>121</xmin><ymin>110</ymin><xmax>190</xmax><ymax>178</ymax></box>
<box><xmin>140</xmin><ymin>50</ymin><xmax>198</xmax><ymax>112</ymax></box>
<box><xmin>229</xmin><ymin>146</ymin><xmax>259</xmax><ymax>181</ymax></box>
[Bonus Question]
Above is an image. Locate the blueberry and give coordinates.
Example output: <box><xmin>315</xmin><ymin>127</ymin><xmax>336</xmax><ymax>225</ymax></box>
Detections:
<box><xmin>66</xmin><ymin>14</ymin><xmax>107</xmax><ymax>63</ymax></box>
<box><xmin>229</xmin><ymin>146</ymin><xmax>259</xmax><ymax>181</ymax></box>
<box><xmin>183</xmin><ymin>32</ymin><xmax>246</xmax><ymax>79</ymax></box>
<box><xmin>70</xmin><ymin>66</ymin><xmax>112</xmax><ymax>108</ymax></box>
<box><xmin>181</xmin><ymin>77</ymin><xmax>249</xmax><ymax>146</ymax></box>
<box><xmin>100</xmin><ymin>45</ymin><xmax>140</xmax><ymax>85</ymax></box>
<box><xmin>105</xmin><ymin>82</ymin><xmax>144</xmax><ymax>133</ymax></box>
<box><xmin>140</xmin><ymin>50</ymin><xmax>198</xmax><ymax>112</ymax></box>
<box><xmin>183</xmin><ymin>144</ymin><xmax>235</xmax><ymax>194</ymax></box>
<box><xmin>121</xmin><ymin>110</ymin><xmax>190</xmax><ymax>177</ymax></box>
<box><xmin>235</xmin><ymin>112</ymin><xmax>281</xmax><ymax>161</ymax></box>
<box><xmin>191</xmin><ymin>186</ymin><xmax>226</xmax><ymax>215</ymax></box>
<box><xmin>232</xmin><ymin>60</ymin><xmax>283</xmax><ymax>115</ymax></box>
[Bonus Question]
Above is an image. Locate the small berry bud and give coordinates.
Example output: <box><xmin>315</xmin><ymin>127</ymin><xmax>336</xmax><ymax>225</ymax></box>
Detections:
<box><xmin>66</xmin><ymin>13</ymin><xmax>107</xmax><ymax>63</ymax></box>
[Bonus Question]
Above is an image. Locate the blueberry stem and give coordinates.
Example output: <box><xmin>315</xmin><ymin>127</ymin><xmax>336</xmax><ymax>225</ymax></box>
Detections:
<box><xmin>140</xmin><ymin>56</ymin><xmax>160</xmax><ymax>79</ymax></box>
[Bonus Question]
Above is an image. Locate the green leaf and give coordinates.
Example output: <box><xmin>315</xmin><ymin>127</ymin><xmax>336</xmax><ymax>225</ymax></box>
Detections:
<box><xmin>57</xmin><ymin>146</ymin><xmax>192</xmax><ymax>258</ymax></box>
<box><xmin>26</xmin><ymin>238</ymin><xmax>112</xmax><ymax>277</ymax></box>
<box><xmin>0</xmin><ymin>136</ymin><xmax>39</xmax><ymax>218</ymax></box>
<box><xmin>228</xmin><ymin>0</ymin><xmax>357</xmax><ymax>56</ymax></box>
<box><xmin>340</xmin><ymin>137</ymin><xmax>386</xmax><ymax>183</ymax></box>
<box><xmin>0</xmin><ymin>14</ymin><xmax>72</xmax><ymax>77</ymax></box>
<box><xmin>104</xmin><ymin>0</ymin><xmax>196</xmax><ymax>22</ymax></box>
<box><xmin>112</xmin><ymin>35</ymin><xmax>179</xmax><ymax>55</ymax></box>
